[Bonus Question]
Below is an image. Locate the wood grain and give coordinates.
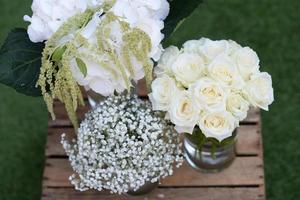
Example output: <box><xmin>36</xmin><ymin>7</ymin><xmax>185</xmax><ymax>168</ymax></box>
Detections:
<box><xmin>42</xmin><ymin>187</ymin><xmax>265</xmax><ymax>200</ymax></box>
<box><xmin>43</xmin><ymin>157</ymin><xmax>264</xmax><ymax>188</ymax></box>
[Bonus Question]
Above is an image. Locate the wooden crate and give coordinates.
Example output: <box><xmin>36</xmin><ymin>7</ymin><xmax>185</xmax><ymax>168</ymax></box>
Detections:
<box><xmin>42</xmin><ymin>83</ymin><xmax>265</xmax><ymax>200</ymax></box>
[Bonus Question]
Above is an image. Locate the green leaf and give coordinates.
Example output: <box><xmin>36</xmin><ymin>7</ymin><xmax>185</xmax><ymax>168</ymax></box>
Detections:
<box><xmin>76</xmin><ymin>58</ymin><xmax>87</xmax><ymax>77</ymax></box>
<box><xmin>0</xmin><ymin>28</ymin><xmax>44</xmax><ymax>96</ymax></box>
<box><xmin>52</xmin><ymin>45</ymin><xmax>66</xmax><ymax>62</ymax></box>
<box><xmin>163</xmin><ymin>0</ymin><xmax>203</xmax><ymax>45</ymax></box>
<box><xmin>211</xmin><ymin>142</ymin><xmax>217</xmax><ymax>160</ymax></box>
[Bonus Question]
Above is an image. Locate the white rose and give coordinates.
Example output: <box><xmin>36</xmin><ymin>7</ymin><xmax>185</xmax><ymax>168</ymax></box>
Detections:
<box><xmin>226</xmin><ymin>92</ymin><xmax>249</xmax><ymax>121</ymax></box>
<box><xmin>171</xmin><ymin>52</ymin><xmax>205</xmax><ymax>87</ymax></box>
<box><xmin>169</xmin><ymin>91</ymin><xmax>200</xmax><ymax>133</ymax></box>
<box><xmin>189</xmin><ymin>78</ymin><xmax>227</xmax><ymax>112</ymax></box>
<box><xmin>155</xmin><ymin>46</ymin><xmax>180</xmax><ymax>76</ymax></box>
<box><xmin>228</xmin><ymin>40</ymin><xmax>242</xmax><ymax>55</ymax></box>
<box><xmin>207</xmin><ymin>55</ymin><xmax>244</xmax><ymax>88</ymax></box>
<box><xmin>200</xmin><ymin>39</ymin><xmax>229</xmax><ymax>62</ymax></box>
<box><xmin>199</xmin><ymin>111</ymin><xmax>237</xmax><ymax>141</ymax></box>
<box><xmin>149</xmin><ymin>75</ymin><xmax>180</xmax><ymax>111</ymax></box>
<box><xmin>233</xmin><ymin>47</ymin><xmax>260</xmax><ymax>81</ymax></box>
<box><xmin>183</xmin><ymin>39</ymin><xmax>204</xmax><ymax>54</ymax></box>
<box><xmin>244</xmin><ymin>72</ymin><xmax>274</xmax><ymax>111</ymax></box>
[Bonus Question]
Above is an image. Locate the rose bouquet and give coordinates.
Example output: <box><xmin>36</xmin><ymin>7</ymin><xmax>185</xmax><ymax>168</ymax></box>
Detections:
<box><xmin>61</xmin><ymin>94</ymin><xmax>183</xmax><ymax>194</ymax></box>
<box><xmin>149</xmin><ymin>38</ymin><xmax>274</xmax><ymax>152</ymax></box>
<box><xmin>0</xmin><ymin>0</ymin><xmax>203</xmax><ymax>127</ymax></box>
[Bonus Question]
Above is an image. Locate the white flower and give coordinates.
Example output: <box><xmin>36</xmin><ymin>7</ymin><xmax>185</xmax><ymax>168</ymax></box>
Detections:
<box><xmin>155</xmin><ymin>46</ymin><xmax>180</xmax><ymax>76</ymax></box>
<box><xmin>61</xmin><ymin>94</ymin><xmax>183</xmax><ymax>194</ymax></box>
<box><xmin>199</xmin><ymin>111</ymin><xmax>237</xmax><ymax>141</ymax></box>
<box><xmin>149</xmin><ymin>75</ymin><xmax>180</xmax><ymax>111</ymax></box>
<box><xmin>68</xmin><ymin>10</ymin><xmax>157</xmax><ymax>96</ymax></box>
<box><xmin>110</xmin><ymin>0</ymin><xmax>170</xmax><ymax>60</ymax></box>
<box><xmin>244</xmin><ymin>72</ymin><xmax>274</xmax><ymax>111</ymax></box>
<box><xmin>200</xmin><ymin>38</ymin><xmax>229</xmax><ymax>62</ymax></box>
<box><xmin>149</xmin><ymin>38</ymin><xmax>274</xmax><ymax>143</ymax></box>
<box><xmin>207</xmin><ymin>55</ymin><xmax>244</xmax><ymax>88</ymax></box>
<box><xmin>189</xmin><ymin>78</ymin><xmax>227</xmax><ymax>112</ymax></box>
<box><xmin>233</xmin><ymin>47</ymin><xmax>260</xmax><ymax>81</ymax></box>
<box><xmin>67</xmin><ymin>13</ymin><xmax>130</xmax><ymax>96</ymax></box>
<box><xmin>168</xmin><ymin>91</ymin><xmax>200</xmax><ymax>133</ymax></box>
<box><xmin>70</xmin><ymin>57</ymin><xmax>125</xmax><ymax>96</ymax></box>
<box><xmin>228</xmin><ymin>40</ymin><xmax>242</xmax><ymax>55</ymax></box>
<box><xmin>171</xmin><ymin>52</ymin><xmax>205</xmax><ymax>87</ymax></box>
<box><xmin>182</xmin><ymin>39</ymin><xmax>204</xmax><ymax>54</ymax></box>
<box><xmin>226</xmin><ymin>92</ymin><xmax>249</xmax><ymax>120</ymax></box>
<box><xmin>135</xmin><ymin>18</ymin><xmax>165</xmax><ymax>60</ymax></box>
<box><xmin>24</xmin><ymin>0</ymin><xmax>170</xmax><ymax>62</ymax></box>
<box><xmin>24</xmin><ymin>0</ymin><xmax>95</xmax><ymax>43</ymax></box>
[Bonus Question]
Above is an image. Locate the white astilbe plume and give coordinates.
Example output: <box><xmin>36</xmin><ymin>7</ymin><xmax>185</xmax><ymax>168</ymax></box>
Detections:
<box><xmin>61</xmin><ymin>94</ymin><xmax>183</xmax><ymax>194</ymax></box>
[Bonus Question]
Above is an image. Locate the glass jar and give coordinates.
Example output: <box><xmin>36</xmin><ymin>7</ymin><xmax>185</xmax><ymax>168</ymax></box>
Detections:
<box><xmin>86</xmin><ymin>83</ymin><xmax>139</xmax><ymax>108</ymax></box>
<box><xmin>183</xmin><ymin>131</ymin><xmax>236</xmax><ymax>173</ymax></box>
<box><xmin>127</xmin><ymin>181</ymin><xmax>158</xmax><ymax>196</ymax></box>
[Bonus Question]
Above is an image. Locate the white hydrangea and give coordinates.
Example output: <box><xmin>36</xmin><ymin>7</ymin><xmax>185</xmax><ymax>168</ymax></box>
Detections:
<box><xmin>61</xmin><ymin>94</ymin><xmax>183</xmax><ymax>194</ymax></box>
<box><xmin>24</xmin><ymin>0</ymin><xmax>169</xmax><ymax>60</ymax></box>
<box><xmin>150</xmin><ymin>38</ymin><xmax>274</xmax><ymax>141</ymax></box>
<box><xmin>23</xmin><ymin>0</ymin><xmax>101</xmax><ymax>42</ymax></box>
<box><xmin>25</xmin><ymin>0</ymin><xmax>170</xmax><ymax>97</ymax></box>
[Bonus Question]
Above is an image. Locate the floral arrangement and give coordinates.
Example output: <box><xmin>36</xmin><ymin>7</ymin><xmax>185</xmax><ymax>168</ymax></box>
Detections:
<box><xmin>61</xmin><ymin>94</ymin><xmax>183</xmax><ymax>194</ymax></box>
<box><xmin>29</xmin><ymin>0</ymin><xmax>168</xmax><ymax>127</ymax></box>
<box><xmin>0</xmin><ymin>0</ymin><xmax>202</xmax><ymax>128</ymax></box>
<box><xmin>149</xmin><ymin>38</ymin><xmax>274</xmax><ymax>144</ymax></box>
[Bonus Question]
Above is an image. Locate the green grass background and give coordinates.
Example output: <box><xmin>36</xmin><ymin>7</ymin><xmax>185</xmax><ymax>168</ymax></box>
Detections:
<box><xmin>0</xmin><ymin>0</ymin><xmax>299</xmax><ymax>199</ymax></box>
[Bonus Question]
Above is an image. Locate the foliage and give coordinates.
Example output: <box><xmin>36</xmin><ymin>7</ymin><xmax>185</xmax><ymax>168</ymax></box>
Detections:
<box><xmin>0</xmin><ymin>28</ymin><xmax>44</xmax><ymax>96</ymax></box>
<box><xmin>0</xmin><ymin>1</ymin><xmax>203</xmax><ymax>97</ymax></box>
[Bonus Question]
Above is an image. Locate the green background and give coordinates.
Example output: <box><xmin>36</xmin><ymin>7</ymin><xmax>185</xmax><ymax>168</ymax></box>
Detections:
<box><xmin>0</xmin><ymin>0</ymin><xmax>299</xmax><ymax>199</ymax></box>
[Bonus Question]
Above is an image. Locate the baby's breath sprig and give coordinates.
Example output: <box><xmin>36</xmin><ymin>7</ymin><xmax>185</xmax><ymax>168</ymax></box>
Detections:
<box><xmin>61</xmin><ymin>94</ymin><xmax>183</xmax><ymax>194</ymax></box>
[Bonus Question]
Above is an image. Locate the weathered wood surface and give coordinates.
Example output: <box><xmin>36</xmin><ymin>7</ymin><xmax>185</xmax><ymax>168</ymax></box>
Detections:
<box><xmin>42</xmin><ymin>187</ymin><xmax>265</xmax><ymax>200</ymax></box>
<box><xmin>42</xmin><ymin>81</ymin><xmax>265</xmax><ymax>200</ymax></box>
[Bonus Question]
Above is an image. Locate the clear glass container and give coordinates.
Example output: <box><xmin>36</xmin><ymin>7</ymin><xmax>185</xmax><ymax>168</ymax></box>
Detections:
<box><xmin>127</xmin><ymin>181</ymin><xmax>158</xmax><ymax>196</ymax></box>
<box><xmin>86</xmin><ymin>83</ymin><xmax>139</xmax><ymax>108</ymax></box>
<box><xmin>86</xmin><ymin>90</ymin><xmax>105</xmax><ymax>108</ymax></box>
<box><xmin>183</xmin><ymin>133</ymin><xmax>236</xmax><ymax>173</ymax></box>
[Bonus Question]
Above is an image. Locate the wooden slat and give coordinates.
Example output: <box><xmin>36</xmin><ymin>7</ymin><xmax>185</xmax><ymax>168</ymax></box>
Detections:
<box><xmin>161</xmin><ymin>158</ymin><xmax>264</xmax><ymax>186</ymax></box>
<box><xmin>42</xmin><ymin>187</ymin><xmax>264</xmax><ymax>200</ymax></box>
<box><xmin>48</xmin><ymin>101</ymin><xmax>90</xmax><ymax>127</ymax></box>
<box><xmin>45</xmin><ymin>124</ymin><xmax>261</xmax><ymax>157</ymax></box>
<box><xmin>43</xmin><ymin>157</ymin><xmax>264</xmax><ymax>188</ymax></box>
<box><xmin>236</xmin><ymin>124</ymin><xmax>261</xmax><ymax>155</ymax></box>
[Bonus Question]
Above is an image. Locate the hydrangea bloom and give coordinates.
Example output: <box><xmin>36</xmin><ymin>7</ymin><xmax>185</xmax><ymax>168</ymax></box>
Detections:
<box><xmin>61</xmin><ymin>95</ymin><xmax>183</xmax><ymax>194</ymax></box>
<box><xmin>24</xmin><ymin>0</ymin><xmax>169</xmax><ymax>60</ymax></box>
<box><xmin>36</xmin><ymin>1</ymin><xmax>169</xmax><ymax>127</ymax></box>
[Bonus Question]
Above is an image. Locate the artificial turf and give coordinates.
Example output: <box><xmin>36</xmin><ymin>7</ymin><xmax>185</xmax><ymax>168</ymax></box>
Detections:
<box><xmin>0</xmin><ymin>0</ymin><xmax>299</xmax><ymax>199</ymax></box>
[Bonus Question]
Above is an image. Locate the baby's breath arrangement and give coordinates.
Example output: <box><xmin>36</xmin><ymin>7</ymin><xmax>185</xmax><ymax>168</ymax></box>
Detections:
<box><xmin>61</xmin><ymin>94</ymin><xmax>183</xmax><ymax>194</ymax></box>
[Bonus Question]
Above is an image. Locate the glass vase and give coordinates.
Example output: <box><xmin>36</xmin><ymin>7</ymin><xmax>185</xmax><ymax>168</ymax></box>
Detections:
<box><xmin>183</xmin><ymin>131</ymin><xmax>236</xmax><ymax>173</ymax></box>
<box><xmin>127</xmin><ymin>181</ymin><xmax>158</xmax><ymax>196</ymax></box>
<box><xmin>86</xmin><ymin>83</ymin><xmax>139</xmax><ymax>108</ymax></box>
<box><xmin>86</xmin><ymin>90</ymin><xmax>106</xmax><ymax>108</ymax></box>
